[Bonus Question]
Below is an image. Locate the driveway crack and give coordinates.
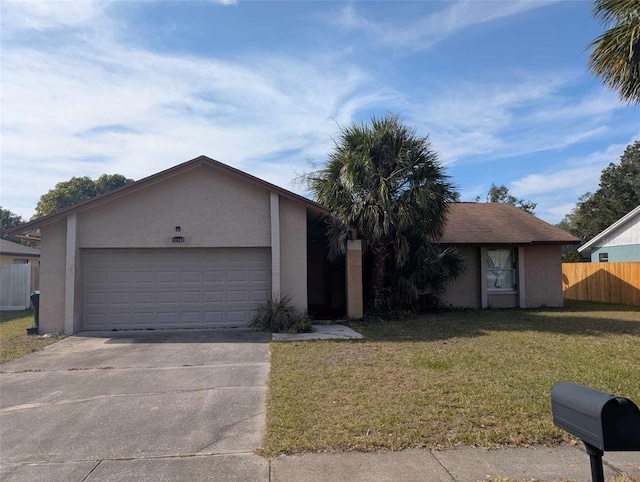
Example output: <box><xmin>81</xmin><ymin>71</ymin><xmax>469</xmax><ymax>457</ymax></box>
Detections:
<box><xmin>81</xmin><ymin>460</ymin><xmax>102</xmax><ymax>481</ymax></box>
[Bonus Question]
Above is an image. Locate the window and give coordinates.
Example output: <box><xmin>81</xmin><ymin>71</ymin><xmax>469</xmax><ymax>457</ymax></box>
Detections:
<box><xmin>599</xmin><ymin>252</ymin><xmax>609</xmax><ymax>262</ymax></box>
<box><xmin>12</xmin><ymin>259</ymin><xmax>29</xmax><ymax>264</ymax></box>
<box><xmin>487</xmin><ymin>249</ymin><xmax>516</xmax><ymax>291</ymax></box>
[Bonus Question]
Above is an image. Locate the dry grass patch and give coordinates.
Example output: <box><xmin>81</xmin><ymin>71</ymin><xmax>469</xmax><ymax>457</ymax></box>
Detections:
<box><xmin>260</xmin><ymin>301</ymin><xmax>640</xmax><ymax>456</ymax></box>
<box><xmin>0</xmin><ymin>310</ymin><xmax>61</xmax><ymax>363</ymax></box>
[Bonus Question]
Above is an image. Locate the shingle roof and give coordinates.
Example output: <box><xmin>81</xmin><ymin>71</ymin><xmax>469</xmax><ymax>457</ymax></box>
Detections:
<box><xmin>0</xmin><ymin>239</ymin><xmax>40</xmax><ymax>256</ymax></box>
<box><xmin>438</xmin><ymin>203</ymin><xmax>580</xmax><ymax>245</ymax></box>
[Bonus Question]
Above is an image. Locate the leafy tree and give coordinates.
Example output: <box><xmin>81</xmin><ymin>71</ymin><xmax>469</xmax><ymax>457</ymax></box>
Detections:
<box><xmin>33</xmin><ymin>174</ymin><xmax>134</xmax><ymax>219</ymax></box>
<box><xmin>1</xmin><ymin>207</ymin><xmax>25</xmax><ymax>241</ymax></box>
<box><xmin>0</xmin><ymin>207</ymin><xmax>39</xmax><ymax>247</ymax></box>
<box><xmin>476</xmin><ymin>183</ymin><xmax>537</xmax><ymax>214</ymax></box>
<box><xmin>308</xmin><ymin>114</ymin><xmax>464</xmax><ymax>310</ymax></box>
<box><xmin>587</xmin><ymin>0</ymin><xmax>640</xmax><ymax>104</ymax></box>
<box><xmin>563</xmin><ymin>140</ymin><xmax>640</xmax><ymax>240</ymax></box>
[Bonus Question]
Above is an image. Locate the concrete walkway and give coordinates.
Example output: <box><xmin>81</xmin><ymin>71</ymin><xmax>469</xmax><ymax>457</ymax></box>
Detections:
<box><xmin>273</xmin><ymin>324</ymin><xmax>364</xmax><ymax>341</ymax></box>
<box><xmin>270</xmin><ymin>446</ymin><xmax>640</xmax><ymax>482</ymax></box>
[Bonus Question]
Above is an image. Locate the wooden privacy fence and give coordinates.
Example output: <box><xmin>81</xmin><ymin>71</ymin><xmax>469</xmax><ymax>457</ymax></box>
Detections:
<box><xmin>562</xmin><ymin>262</ymin><xmax>640</xmax><ymax>306</ymax></box>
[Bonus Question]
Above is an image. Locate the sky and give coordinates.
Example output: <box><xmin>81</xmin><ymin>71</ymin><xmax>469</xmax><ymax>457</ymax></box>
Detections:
<box><xmin>1</xmin><ymin>0</ymin><xmax>638</xmax><ymax>224</ymax></box>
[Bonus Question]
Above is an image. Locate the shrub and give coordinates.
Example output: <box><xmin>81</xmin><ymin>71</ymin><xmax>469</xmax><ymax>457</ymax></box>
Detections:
<box><xmin>250</xmin><ymin>296</ymin><xmax>312</xmax><ymax>334</ymax></box>
<box><xmin>563</xmin><ymin>250</ymin><xmax>583</xmax><ymax>263</ymax></box>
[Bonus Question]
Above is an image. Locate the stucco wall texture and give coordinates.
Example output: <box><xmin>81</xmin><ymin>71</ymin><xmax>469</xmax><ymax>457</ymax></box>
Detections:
<box><xmin>524</xmin><ymin>244</ymin><xmax>564</xmax><ymax>308</ymax></box>
<box><xmin>77</xmin><ymin>167</ymin><xmax>271</xmax><ymax>249</ymax></box>
<box><xmin>38</xmin><ymin>220</ymin><xmax>67</xmax><ymax>334</ymax></box>
<box><xmin>279</xmin><ymin>197</ymin><xmax>308</xmax><ymax>311</ymax></box>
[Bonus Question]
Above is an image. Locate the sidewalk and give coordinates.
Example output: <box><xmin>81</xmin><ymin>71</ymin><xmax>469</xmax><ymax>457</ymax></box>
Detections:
<box><xmin>271</xmin><ymin>445</ymin><xmax>640</xmax><ymax>482</ymax></box>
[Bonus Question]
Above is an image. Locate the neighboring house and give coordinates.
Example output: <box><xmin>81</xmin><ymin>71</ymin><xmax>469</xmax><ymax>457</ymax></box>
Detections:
<box><xmin>0</xmin><ymin>239</ymin><xmax>40</xmax><ymax>266</ymax></box>
<box><xmin>577</xmin><ymin>205</ymin><xmax>640</xmax><ymax>262</ymax></box>
<box><xmin>438</xmin><ymin>203</ymin><xmax>580</xmax><ymax>309</ymax></box>
<box><xmin>7</xmin><ymin>156</ymin><xmax>355</xmax><ymax>335</ymax></box>
<box><xmin>0</xmin><ymin>239</ymin><xmax>40</xmax><ymax>265</ymax></box>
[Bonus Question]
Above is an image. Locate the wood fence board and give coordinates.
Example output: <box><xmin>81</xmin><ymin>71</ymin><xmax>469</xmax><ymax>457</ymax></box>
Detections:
<box><xmin>562</xmin><ymin>262</ymin><xmax>640</xmax><ymax>306</ymax></box>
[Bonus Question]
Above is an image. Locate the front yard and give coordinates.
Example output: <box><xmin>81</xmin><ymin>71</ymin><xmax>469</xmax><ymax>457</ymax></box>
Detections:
<box><xmin>261</xmin><ymin>300</ymin><xmax>640</xmax><ymax>457</ymax></box>
<box><xmin>0</xmin><ymin>309</ymin><xmax>61</xmax><ymax>363</ymax></box>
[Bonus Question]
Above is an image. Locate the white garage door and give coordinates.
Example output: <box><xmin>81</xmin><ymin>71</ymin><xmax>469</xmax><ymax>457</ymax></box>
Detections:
<box><xmin>82</xmin><ymin>248</ymin><xmax>271</xmax><ymax>330</ymax></box>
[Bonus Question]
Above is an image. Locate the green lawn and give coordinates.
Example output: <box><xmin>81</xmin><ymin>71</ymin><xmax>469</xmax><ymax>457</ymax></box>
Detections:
<box><xmin>0</xmin><ymin>309</ymin><xmax>61</xmax><ymax>363</ymax></box>
<box><xmin>261</xmin><ymin>300</ymin><xmax>640</xmax><ymax>457</ymax></box>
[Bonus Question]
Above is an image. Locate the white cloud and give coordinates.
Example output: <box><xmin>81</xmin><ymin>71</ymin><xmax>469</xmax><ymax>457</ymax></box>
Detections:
<box><xmin>1</xmin><ymin>4</ymin><xmax>396</xmax><ymax>219</ymax></box>
<box><xmin>509</xmin><ymin>139</ymin><xmax>637</xmax><ymax>223</ymax></box>
<box><xmin>401</xmin><ymin>72</ymin><xmax>615</xmax><ymax>165</ymax></box>
<box><xmin>335</xmin><ymin>1</ymin><xmax>558</xmax><ymax>52</ymax></box>
<box><xmin>511</xmin><ymin>141</ymin><xmax>632</xmax><ymax>198</ymax></box>
<box><xmin>1</xmin><ymin>0</ymin><xmax>105</xmax><ymax>32</ymax></box>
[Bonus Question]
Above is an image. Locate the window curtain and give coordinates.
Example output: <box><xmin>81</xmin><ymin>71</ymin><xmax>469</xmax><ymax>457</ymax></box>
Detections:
<box><xmin>487</xmin><ymin>250</ymin><xmax>512</xmax><ymax>288</ymax></box>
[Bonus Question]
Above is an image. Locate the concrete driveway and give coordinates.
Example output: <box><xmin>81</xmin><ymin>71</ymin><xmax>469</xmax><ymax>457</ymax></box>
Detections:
<box><xmin>0</xmin><ymin>329</ymin><xmax>271</xmax><ymax>481</ymax></box>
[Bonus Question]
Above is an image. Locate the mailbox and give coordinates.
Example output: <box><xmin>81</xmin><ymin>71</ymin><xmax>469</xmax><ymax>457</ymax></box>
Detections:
<box><xmin>551</xmin><ymin>381</ymin><xmax>640</xmax><ymax>452</ymax></box>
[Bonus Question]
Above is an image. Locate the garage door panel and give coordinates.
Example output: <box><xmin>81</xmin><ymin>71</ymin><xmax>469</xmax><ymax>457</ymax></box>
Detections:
<box><xmin>251</xmin><ymin>290</ymin><xmax>269</xmax><ymax>302</ymax></box>
<box><xmin>181</xmin><ymin>292</ymin><xmax>201</xmax><ymax>303</ymax></box>
<box><xmin>82</xmin><ymin>248</ymin><xmax>271</xmax><ymax>330</ymax></box>
<box><xmin>205</xmin><ymin>271</ymin><xmax>224</xmax><ymax>283</ymax></box>
<box><xmin>158</xmin><ymin>271</ymin><xmax>178</xmax><ymax>283</ymax></box>
<box><xmin>205</xmin><ymin>291</ymin><xmax>224</xmax><ymax>303</ymax></box>
<box><xmin>134</xmin><ymin>271</ymin><xmax>154</xmax><ymax>284</ymax></box>
<box><xmin>158</xmin><ymin>292</ymin><xmax>178</xmax><ymax>304</ymax></box>
<box><xmin>204</xmin><ymin>311</ymin><xmax>223</xmax><ymax>323</ymax></box>
<box><xmin>227</xmin><ymin>311</ymin><xmax>248</xmax><ymax>323</ymax></box>
<box><xmin>134</xmin><ymin>292</ymin><xmax>154</xmax><ymax>304</ymax></box>
<box><xmin>110</xmin><ymin>272</ymin><xmax>132</xmax><ymax>284</ymax></box>
<box><xmin>181</xmin><ymin>271</ymin><xmax>201</xmax><ymax>283</ymax></box>
<box><xmin>227</xmin><ymin>291</ymin><xmax>247</xmax><ymax>302</ymax></box>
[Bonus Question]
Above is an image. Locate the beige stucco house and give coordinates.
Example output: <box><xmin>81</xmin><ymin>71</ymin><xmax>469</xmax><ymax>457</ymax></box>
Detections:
<box><xmin>8</xmin><ymin>156</ymin><xmax>578</xmax><ymax>334</ymax></box>
<box><xmin>439</xmin><ymin>203</ymin><xmax>580</xmax><ymax>308</ymax></box>
<box><xmin>8</xmin><ymin>156</ymin><xmax>359</xmax><ymax>334</ymax></box>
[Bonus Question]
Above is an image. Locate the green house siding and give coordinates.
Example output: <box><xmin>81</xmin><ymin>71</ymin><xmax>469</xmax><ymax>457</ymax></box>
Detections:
<box><xmin>591</xmin><ymin>245</ymin><xmax>640</xmax><ymax>262</ymax></box>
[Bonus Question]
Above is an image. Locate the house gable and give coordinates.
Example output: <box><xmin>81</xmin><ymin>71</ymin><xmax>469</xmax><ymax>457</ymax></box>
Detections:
<box><xmin>77</xmin><ymin>164</ymin><xmax>272</xmax><ymax>249</ymax></box>
<box><xmin>578</xmin><ymin>205</ymin><xmax>640</xmax><ymax>262</ymax></box>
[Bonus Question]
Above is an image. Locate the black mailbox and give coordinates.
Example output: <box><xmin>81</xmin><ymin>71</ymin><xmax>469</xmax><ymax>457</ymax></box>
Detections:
<box><xmin>551</xmin><ymin>381</ymin><xmax>640</xmax><ymax>451</ymax></box>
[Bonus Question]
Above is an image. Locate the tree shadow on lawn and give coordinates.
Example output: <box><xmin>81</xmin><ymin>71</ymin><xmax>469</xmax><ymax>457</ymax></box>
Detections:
<box><xmin>350</xmin><ymin>303</ymin><xmax>640</xmax><ymax>343</ymax></box>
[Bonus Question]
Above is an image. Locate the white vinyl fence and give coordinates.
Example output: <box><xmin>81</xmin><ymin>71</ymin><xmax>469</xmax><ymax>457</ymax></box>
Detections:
<box><xmin>1</xmin><ymin>264</ymin><xmax>32</xmax><ymax>310</ymax></box>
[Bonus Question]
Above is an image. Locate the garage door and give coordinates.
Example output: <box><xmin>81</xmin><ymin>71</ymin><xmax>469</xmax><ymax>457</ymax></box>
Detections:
<box><xmin>82</xmin><ymin>248</ymin><xmax>271</xmax><ymax>330</ymax></box>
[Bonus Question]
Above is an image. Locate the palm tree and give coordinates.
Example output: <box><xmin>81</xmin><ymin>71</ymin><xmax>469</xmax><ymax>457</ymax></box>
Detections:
<box><xmin>309</xmin><ymin>114</ymin><xmax>463</xmax><ymax>310</ymax></box>
<box><xmin>587</xmin><ymin>0</ymin><xmax>640</xmax><ymax>104</ymax></box>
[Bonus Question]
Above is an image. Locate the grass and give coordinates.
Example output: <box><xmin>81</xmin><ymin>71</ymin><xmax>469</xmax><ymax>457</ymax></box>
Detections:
<box><xmin>260</xmin><ymin>300</ymin><xmax>640</xmax><ymax>457</ymax></box>
<box><xmin>0</xmin><ymin>309</ymin><xmax>62</xmax><ymax>363</ymax></box>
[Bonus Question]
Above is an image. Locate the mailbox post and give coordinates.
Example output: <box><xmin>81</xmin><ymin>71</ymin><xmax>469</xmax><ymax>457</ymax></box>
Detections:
<box><xmin>551</xmin><ymin>381</ymin><xmax>640</xmax><ymax>482</ymax></box>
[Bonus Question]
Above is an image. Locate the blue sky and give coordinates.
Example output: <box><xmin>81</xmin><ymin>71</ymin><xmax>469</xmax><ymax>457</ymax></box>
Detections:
<box><xmin>1</xmin><ymin>0</ymin><xmax>638</xmax><ymax>224</ymax></box>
